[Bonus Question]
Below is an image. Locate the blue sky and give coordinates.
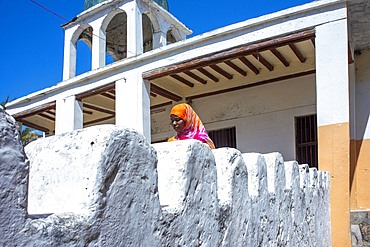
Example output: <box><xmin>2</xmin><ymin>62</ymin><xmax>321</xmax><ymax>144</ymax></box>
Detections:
<box><xmin>0</xmin><ymin>0</ymin><xmax>312</xmax><ymax>103</ymax></box>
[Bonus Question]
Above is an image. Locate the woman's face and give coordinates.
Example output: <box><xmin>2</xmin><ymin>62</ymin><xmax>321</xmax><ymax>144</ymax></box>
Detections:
<box><xmin>170</xmin><ymin>114</ymin><xmax>185</xmax><ymax>133</ymax></box>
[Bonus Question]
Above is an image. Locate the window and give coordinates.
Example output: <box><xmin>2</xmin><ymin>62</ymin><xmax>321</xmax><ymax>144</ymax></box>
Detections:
<box><xmin>295</xmin><ymin>115</ymin><xmax>318</xmax><ymax>168</ymax></box>
<box><xmin>208</xmin><ymin>127</ymin><xmax>237</xmax><ymax>149</ymax></box>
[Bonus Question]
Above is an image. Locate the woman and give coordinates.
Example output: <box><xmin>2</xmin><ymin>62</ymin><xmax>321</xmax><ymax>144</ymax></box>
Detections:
<box><xmin>168</xmin><ymin>103</ymin><xmax>215</xmax><ymax>149</ymax></box>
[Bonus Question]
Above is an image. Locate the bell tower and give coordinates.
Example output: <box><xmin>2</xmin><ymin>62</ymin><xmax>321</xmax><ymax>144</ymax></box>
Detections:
<box><xmin>62</xmin><ymin>0</ymin><xmax>191</xmax><ymax>80</ymax></box>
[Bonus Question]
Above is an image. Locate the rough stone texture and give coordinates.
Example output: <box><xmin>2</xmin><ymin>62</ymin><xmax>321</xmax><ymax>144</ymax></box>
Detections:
<box><xmin>0</xmin><ymin>107</ymin><xmax>29</xmax><ymax>246</ymax></box>
<box><xmin>25</xmin><ymin>125</ymin><xmax>120</xmax><ymax>215</ymax></box>
<box><xmin>154</xmin><ymin>140</ymin><xmax>219</xmax><ymax>246</ymax></box>
<box><xmin>95</xmin><ymin>127</ymin><xmax>162</xmax><ymax>247</ymax></box>
<box><xmin>0</xmin><ymin>113</ymin><xmax>332</xmax><ymax>246</ymax></box>
<box><xmin>351</xmin><ymin>210</ymin><xmax>370</xmax><ymax>246</ymax></box>
<box><xmin>212</xmin><ymin>148</ymin><xmax>249</xmax><ymax>246</ymax></box>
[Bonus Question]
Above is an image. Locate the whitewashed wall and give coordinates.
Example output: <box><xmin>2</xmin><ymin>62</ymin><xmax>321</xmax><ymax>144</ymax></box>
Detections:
<box><xmin>18</xmin><ymin>125</ymin><xmax>331</xmax><ymax>246</ymax></box>
<box><xmin>151</xmin><ymin>74</ymin><xmax>316</xmax><ymax>161</ymax></box>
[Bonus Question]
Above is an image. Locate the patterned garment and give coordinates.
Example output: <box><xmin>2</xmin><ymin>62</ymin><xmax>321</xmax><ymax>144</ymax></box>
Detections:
<box><xmin>168</xmin><ymin>103</ymin><xmax>215</xmax><ymax>149</ymax></box>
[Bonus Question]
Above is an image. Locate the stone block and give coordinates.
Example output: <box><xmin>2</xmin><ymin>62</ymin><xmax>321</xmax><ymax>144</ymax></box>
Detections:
<box><xmin>153</xmin><ymin>140</ymin><xmax>219</xmax><ymax>246</ymax></box>
<box><xmin>0</xmin><ymin>109</ymin><xmax>28</xmax><ymax>245</ymax></box>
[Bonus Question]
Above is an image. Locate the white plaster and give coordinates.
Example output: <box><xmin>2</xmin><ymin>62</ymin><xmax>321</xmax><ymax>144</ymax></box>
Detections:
<box><xmin>55</xmin><ymin>95</ymin><xmax>83</xmax><ymax>135</ymax></box>
<box><xmin>115</xmin><ymin>73</ymin><xmax>151</xmax><ymax>140</ymax></box>
<box><xmin>153</xmin><ymin>140</ymin><xmax>217</xmax><ymax>214</ymax></box>
<box><xmin>91</xmin><ymin>17</ymin><xmax>106</xmax><ymax>70</ymax></box>
<box><xmin>125</xmin><ymin>1</ymin><xmax>143</xmax><ymax>57</ymax></box>
<box><xmin>63</xmin><ymin>26</ymin><xmax>79</xmax><ymax>80</ymax></box>
<box><xmin>316</xmin><ymin>19</ymin><xmax>350</xmax><ymax>126</ymax></box>
<box><xmin>25</xmin><ymin>125</ymin><xmax>120</xmax><ymax>215</ymax></box>
<box><xmin>242</xmin><ymin>153</ymin><xmax>268</xmax><ymax>197</ymax></box>
<box><xmin>152</xmin><ymin>31</ymin><xmax>166</xmax><ymax>49</ymax></box>
<box><xmin>212</xmin><ymin>148</ymin><xmax>245</xmax><ymax>206</ymax></box>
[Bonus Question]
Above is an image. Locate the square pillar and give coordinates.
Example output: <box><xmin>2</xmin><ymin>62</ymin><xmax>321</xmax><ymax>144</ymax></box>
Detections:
<box><xmin>125</xmin><ymin>1</ymin><xmax>143</xmax><ymax>57</ymax></box>
<box><xmin>91</xmin><ymin>19</ymin><xmax>106</xmax><ymax>70</ymax></box>
<box><xmin>62</xmin><ymin>26</ymin><xmax>79</xmax><ymax>80</ymax></box>
<box><xmin>315</xmin><ymin>19</ymin><xmax>350</xmax><ymax>246</ymax></box>
<box><xmin>115</xmin><ymin>74</ymin><xmax>151</xmax><ymax>142</ymax></box>
<box><xmin>55</xmin><ymin>96</ymin><xmax>83</xmax><ymax>135</ymax></box>
<box><xmin>153</xmin><ymin>31</ymin><xmax>167</xmax><ymax>49</ymax></box>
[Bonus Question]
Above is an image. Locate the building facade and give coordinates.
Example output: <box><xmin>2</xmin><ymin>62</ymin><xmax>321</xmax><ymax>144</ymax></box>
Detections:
<box><xmin>6</xmin><ymin>0</ymin><xmax>370</xmax><ymax>245</ymax></box>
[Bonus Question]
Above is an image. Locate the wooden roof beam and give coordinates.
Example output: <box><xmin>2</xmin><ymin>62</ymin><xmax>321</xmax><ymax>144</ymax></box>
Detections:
<box><xmin>83</xmin><ymin>103</ymin><xmax>115</xmax><ymax>115</ymax></box>
<box><xmin>197</xmin><ymin>68</ymin><xmax>219</xmax><ymax>82</ymax></box>
<box><xmin>186</xmin><ymin>70</ymin><xmax>315</xmax><ymax>101</ymax></box>
<box><xmin>151</xmin><ymin>101</ymin><xmax>173</xmax><ymax>110</ymax></box>
<box><xmin>84</xmin><ymin>115</ymin><xmax>115</xmax><ymax>126</ymax></box>
<box><xmin>13</xmin><ymin>101</ymin><xmax>56</xmax><ymax>120</ymax></box>
<box><xmin>46</xmin><ymin>110</ymin><xmax>55</xmax><ymax>116</ymax></box>
<box><xmin>289</xmin><ymin>43</ymin><xmax>306</xmax><ymax>63</ymax></box>
<box><xmin>151</xmin><ymin>84</ymin><xmax>182</xmax><ymax>102</ymax></box>
<box><xmin>209</xmin><ymin>64</ymin><xmax>233</xmax><ymax>80</ymax></box>
<box><xmin>238</xmin><ymin>57</ymin><xmax>260</xmax><ymax>75</ymax></box>
<box><xmin>38</xmin><ymin>113</ymin><xmax>55</xmax><ymax>122</ymax></box>
<box><xmin>170</xmin><ymin>74</ymin><xmax>194</xmax><ymax>87</ymax></box>
<box><xmin>225</xmin><ymin>60</ymin><xmax>247</xmax><ymax>76</ymax></box>
<box><xmin>270</xmin><ymin>48</ymin><xmax>290</xmax><ymax>67</ymax></box>
<box><xmin>76</xmin><ymin>83</ymin><xmax>115</xmax><ymax>100</ymax></box>
<box><xmin>20</xmin><ymin>119</ymin><xmax>50</xmax><ymax>133</ymax></box>
<box><xmin>253</xmin><ymin>53</ymin><xmax>274</xmax><ymax>71</ymax></box>
<box><xmin>142</xmin><ymin>29</ymin><xmax>314</xmax><ymax>80</ymax></box>
<box><xmin>101</xmin><ymin>92</ymin><xmax>115</xmax><ymax>100</ymax></box>
<box><xmin>184</xmin><ymin>71</ymin><xmax>207</xmax><ymax>84</ymax></box>
<box><xmin>83</xmin><ymin>110</ymin><xmax>93</xmax><ymax>115</ymax></box>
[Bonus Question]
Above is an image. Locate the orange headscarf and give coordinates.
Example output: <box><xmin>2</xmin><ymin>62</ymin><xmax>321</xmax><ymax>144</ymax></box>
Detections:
<box><xmin>168</xmin><ymin>103</ymin><xmax>215</xmax><ymax>149</ymax></box>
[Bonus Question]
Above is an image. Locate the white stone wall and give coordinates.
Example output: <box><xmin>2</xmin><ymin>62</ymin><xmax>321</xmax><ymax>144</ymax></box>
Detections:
<box><xmin>21</xmin><ymin>125</ymin><xmax>330</xmax><ymax>246</ymax></box>
<box><xmin>154</xmin><ymin>141</ymin><xmax>331</xmax><ymax>246</ymax></box>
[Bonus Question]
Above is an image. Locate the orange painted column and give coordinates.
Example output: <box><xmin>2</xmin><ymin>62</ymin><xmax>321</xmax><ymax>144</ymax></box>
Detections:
<box><xmin>315</xmin><ymin>18</ymin><xmax>350</xmax><ymax>246</ymax></box>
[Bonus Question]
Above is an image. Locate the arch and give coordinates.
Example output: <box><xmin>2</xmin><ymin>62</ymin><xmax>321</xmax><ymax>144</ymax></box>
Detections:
<box><xmin>76</xmin><ymin>40</ymin><xmax>92</xmax><ymax>75</ymax></box>
<box><xmin>166</xmin><ymin>29</ymin><xmax>180</xmax><ymax>44</ymax></box>
<box><xmin>166</xmin><ymin>29</ymin><xmax>177</xmax><ymax>44</ymax></box>
<box><xmin>142</xmin><ymin>13</ymin><xmax>154</xmax><ymax>52</ymax></box>
<box><xmin>102</xmin><ymin>9</ymin><xmax>128</xmax><ymax>62</ymax></box>
<box><xmin>71</xmin><ymin>24</ymin><xmax>92</xmax><ymax>45</ymax></box>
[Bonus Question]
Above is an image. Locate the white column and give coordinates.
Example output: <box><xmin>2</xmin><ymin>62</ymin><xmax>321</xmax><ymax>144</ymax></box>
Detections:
<box><xmin>316</xmin><ymin>20</ymin><xmax>349</xmax><ymax>128</ymax></box>
<box><xmin>153</xmin><ymin>30</ymin><xmax>167</xmax><ymax>49</ymax></box>
<box><xmin>91</xmin><ymin>18</ymin><xmax>106</xmax><ymax>70</ymax></box>
<box><xmin>315</xmin><ymin>18</ymin><xmax>350</xmax><ymax>246</ymax></box>
<box><xmin>62</xmin><ymin>27</ymin><xmax>79</xmax><ymax>80</ymax></box>
<box><xmin>55</xmin><ymin>96</ymin><xmax>83</xmax><ymax>135</ymax></box>
<box><xmin>125</xmin><ymin>1</ymin><xmax>143</xmax><ymax>57</ymax></box>
<box><xmin>115</xmin><ymin>72</ymin><xmax>151</xmax><ymax>141</ymax></box>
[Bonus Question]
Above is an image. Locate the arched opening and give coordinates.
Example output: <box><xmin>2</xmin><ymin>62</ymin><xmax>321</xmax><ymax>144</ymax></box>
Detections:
<box><xmin>74</xmin><ymin>26</ymin><xmax>93</xmax><ymax>75</ymax></box>
<box><xmin>142</xmin><ymin>14</ymin><xmax>153</xmax><ymax>52</ymax></box>
<box><xmin>105</xmin><ymin>12</ymin><xmax>127</xmax><ymax>63</ymax></box>
<box><xmin>166</xmin><ymin>30</ymin><xmax>177</xmax><ymax>45</ymax></box>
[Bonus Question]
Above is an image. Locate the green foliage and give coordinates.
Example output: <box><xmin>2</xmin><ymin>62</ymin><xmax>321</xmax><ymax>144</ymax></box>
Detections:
<box><xmin>22</xmin><ymin>127</ymin><xmax>42</xmax><ymax>146</ymax></box>
<box><xmin>0</xmin><ymin>96</ymin><xmax>9</xmax><ymax>109</ymax></box>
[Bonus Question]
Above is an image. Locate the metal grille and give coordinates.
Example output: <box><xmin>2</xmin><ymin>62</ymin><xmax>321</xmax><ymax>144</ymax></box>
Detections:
<box><xmin>295</xmin><ymin>114</ymin><xmax>318</xmax><ymax>168</ymax></box>
<box><xmin>208</xmin><ymin>127</ymin><xmax>237</xmax><ymax>149</ymax></box>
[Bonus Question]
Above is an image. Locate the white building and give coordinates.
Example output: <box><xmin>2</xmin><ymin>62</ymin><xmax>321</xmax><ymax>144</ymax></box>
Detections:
<box><xmin>6</xmin><ymin>0</ymin><xmax>370</xmax><ymax>245</ymax></box>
